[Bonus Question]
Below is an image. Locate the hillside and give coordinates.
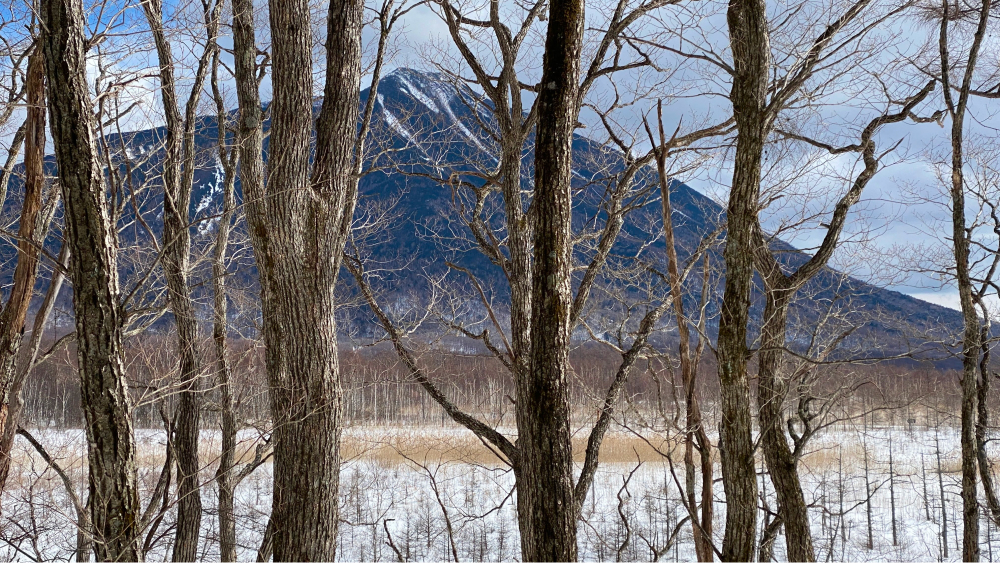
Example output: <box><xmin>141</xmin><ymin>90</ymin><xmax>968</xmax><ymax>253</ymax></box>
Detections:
<box><xmin>2</xmin><ymin>68</ymin><xmax>965</xmax><ymax>361</ymax></box>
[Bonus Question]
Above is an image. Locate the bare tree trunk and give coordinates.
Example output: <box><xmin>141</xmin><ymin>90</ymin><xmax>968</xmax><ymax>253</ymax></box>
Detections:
<box><xmin>864</xmin><ymin>430</ymin><xmax>873</xmax><ymax>550</ymax></box>
<box><xmin>233</xmin><ymin>0</ymin><xmax>364</xmax><ymax>556</ymax></box>
<box><xmin>517</xmin><ymin>0</ymin><xmax>585</xmax><ymax>558</ymax></box>
<box><xmin>890</xmin><ymin>437</ymin><xmax>898</xmax><ymax>547</ymax></box>
<box><xmin>0</xmin><ymin>243</ymin><xmax>67</xmax><ymax>493</ymax></box>
<box><xmin>229</xmin><ymin>3</ymin><xmax>266</xmax><ymax>554</ymax></box>
<box><xmin>41</xmin><ymin>0</ymin><xmax>142</xmax><ymax>558</ymax></box>
<box><xmin>0</xmin><ymin>46</ymin><xmax>57</xmax><ymax>493</ymax></box>
<box><xmin>210</xmin><ymin>41</ymin><xmax>240</xmax><ymax>563</ymax></box>
<box><xmin>751</xmin><ymin>71</ymin><xmax>935</xmax><ymax>563</ymax></box>
<box><xmin>939</xmin><ymin>0</ymin><xmax>993</xmax><ymax>558</ymax></box>
<box><xmin>718</xmin><ymin>0</ymin><xmax>770</xmax><ymax>558</ymax></box>
<box><xmin>140</xmin><ymin>1</ymin><xmax>222</xmax><ymax>555</ymax></box>
<box><xmin>653</xmin><ymin>102</ymin><xmax>714</xmax><ymax>562</ymax></box>
<box><xmin>758</xmin><ymin>516</ymin><xmax>781</xmax><ymax>563</ymax></box>
<box><xmin>977</xmin><ymin>322</ymin><xmax>1000</xmax><ymax>523</ymax></box>
<box><xmin>937</xmin><ymin>429</ymin><xmax>949</xmax><ymax>560</ymax></box>
<box><xmin>756</xmin><ymin>292</ymin><xmax>814</xmax><ymax>561</ymax></box>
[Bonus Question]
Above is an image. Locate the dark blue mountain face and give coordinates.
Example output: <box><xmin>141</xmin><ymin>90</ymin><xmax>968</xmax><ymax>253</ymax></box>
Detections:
<box><xmin>4</xmin><ymin>68</ymin><xmax>963</xmax><ymax>358</ymax></box>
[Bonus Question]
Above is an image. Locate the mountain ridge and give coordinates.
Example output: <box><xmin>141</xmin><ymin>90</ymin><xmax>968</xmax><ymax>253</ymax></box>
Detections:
<box><xmin>1</xmin><ymin>68</ymin><xmax>964</xmax><ymax>363</ymax></box>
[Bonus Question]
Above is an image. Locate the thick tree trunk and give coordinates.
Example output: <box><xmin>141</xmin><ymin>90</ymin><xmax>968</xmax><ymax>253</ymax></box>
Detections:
<box><xmin>41</xmin><ymin>0</ymin><xmax>142</xmax><ymax>558</ymax></box>
<box><xmin>756</xmin><ymin>290</ymin><xmax>814</xmax><ymax>562</ymax></box>
<box><xmin>233</xmin><ymin>0</ymin><xmax>364</xmax><ymax>557</ymax></box>
<box><xmin>718</xmin><ymin>1</ymin><xmax>770</xmax><ymax>559</ymax></box>
<box><xmin>518</xmin><ymin>0</ymin><xmax>585</xmax><ymax>558</ymax></box>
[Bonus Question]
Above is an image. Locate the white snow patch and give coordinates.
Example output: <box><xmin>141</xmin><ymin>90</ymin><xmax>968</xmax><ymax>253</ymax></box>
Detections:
<box><xmin>383</xmin><ymin>107</ymin><xmax>416</xmax><ymax>144</ymax></box>
<box><xmin>397</xmin><ymin>75</ymin><xmax>440</xmax><ymax>114</ymax></box>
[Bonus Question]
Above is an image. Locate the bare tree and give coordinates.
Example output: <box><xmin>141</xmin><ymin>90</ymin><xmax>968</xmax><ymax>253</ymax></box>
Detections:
<box><xmin>705</xmin><ymin>0</ymin><xmax>914</xmax><ymax>557</ymax></box>
<box><xmin>515</xmin><ymin>0</ymin><xmax>589</xmax><ymax>556</ymax></box>
<box><xmin>0</xmin><ymin>39</ymin><xmax>61</xmax><ymax>495</ymax></box>
<box><xmin>41</xmin><ymin>0</ymin><xmax>142</xmax><ymax>558</ymax></box>
<box><xmin>139</xmin><ymin>0</ymin><xmax>223</xmax><ymax>556</ymax></box>
<box><xmin>751</xmin><ymin>80</ymin><xmax>938</xmax><ymax>561</ymax></box>
<box><xmin>716</xmin><ymin>0</ymin><xmax>772</xmax><ymax>556</ymax></box>
<box><xmin>209</xmin><ymin>22</ymin><xmax>244</xmax><ymax>562</ymax></box>
<box><xmin>649</xmin><ymin>100</ymin><xmax>716</xmax><ymax>562</ymax></box>
<box><xmin>933</xmin><ymin>0</ymin><xmax>996</xmax><ymax>557</ymax></box>
<box><xmin>348</xmin><ymin>0</ymin><xmax>735</xmax><ymax>557</ymax></box>
<box><xmin>230</xmin><ymin>0</ymin><xmax>396</xmax><ymax>554</ymax></box>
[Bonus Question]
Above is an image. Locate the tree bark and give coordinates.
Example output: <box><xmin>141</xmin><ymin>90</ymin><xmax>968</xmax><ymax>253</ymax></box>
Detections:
<box><xmin>651</xmin><ymin>102</ymin><xmax>714</xmax><ymax>562</ymax></box>
<box><xmin>0</xmin><ymin>244</ymin><xmax>67</xmax><ymax>494</ymax></box>
<box><xmin>228</xmin><ymin>12</ymin><xmax>265</xmax><ymax>559</ymax></box>
<box><xmin>751</xmin><ymin>75</ymin><xmax>936</xmax><ymax>563</ymax></box>
<box><xmin>233</xmin><ymin>0</ymin><xmax>364</xmax><ymax>557</ymax></box>
<box><xmin>516</xmin><ymin>0</ymin><xmax>585</xmax><ymax>558</ymax></box>
<box><xmin>210</xmin><ymin>40</ymin><xmax>241</xmax><ymax>563</ymax></box>
<box><xmin>41</xmin><ymin>0</ymin><xmax>142</xmax><ymax>558</ymax></box>
<box><xmin>939</xmin><ymin>0</ymin><xmax>992</xmax><ymax>558</ymax></box>
<box><xmin>755</xmin><ymin>291</ymin><xmax>814</xmax><ymax>561</ymax></box>
<box><xmin>140</xmin><ymin>1</ymin><xmax>223</xmax><ymax>555</ymax></box>
<box><xmin>977</xmin><ymin>322</ymin><xmax>1000</xmax><ymax>523</ymax></box>
<box><xmin>0</xmin><ymin>47</ymin><xmax>57</xmax><ymax>494</ymax></box>
<box><xmin>718</xmin><ymin>0</ymin><xmax>770</xmax><ymax>559</ymax></box>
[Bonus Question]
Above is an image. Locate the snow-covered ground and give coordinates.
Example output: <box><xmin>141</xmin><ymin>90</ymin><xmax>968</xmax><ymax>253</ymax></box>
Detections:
<box><xmin>0</xmin><ymin>423</ymin><xmax>995</xmax><ymax>561</ymax></box>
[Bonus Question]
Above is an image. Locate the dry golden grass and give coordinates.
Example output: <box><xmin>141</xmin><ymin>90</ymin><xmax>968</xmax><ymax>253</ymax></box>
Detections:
<box><xmin>6</xmin><ymin>424</ymin><xmax>964</xmax><ymax>478</ymax></box>
<box><xmin>339</xmin><ymin>426</ymin><xmax>699</xmax><ymax>467</ymax></box>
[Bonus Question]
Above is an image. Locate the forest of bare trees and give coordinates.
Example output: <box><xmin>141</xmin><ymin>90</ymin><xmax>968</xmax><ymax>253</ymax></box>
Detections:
<box><xmin>0</xmin><ymin>0</ymin><xmax>996</xmax><ymax>560</ymax></box>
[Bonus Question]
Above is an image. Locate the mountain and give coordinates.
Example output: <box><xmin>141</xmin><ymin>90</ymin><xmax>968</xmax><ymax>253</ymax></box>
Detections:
<box><xmin>2</xmin><ymin>68</ymin><xmax>965</xmax><ymax>362</ymax></box>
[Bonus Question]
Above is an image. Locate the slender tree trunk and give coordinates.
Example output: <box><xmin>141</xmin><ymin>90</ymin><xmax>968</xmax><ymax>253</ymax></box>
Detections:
<box><xmin>977</xmin><ymin>324</ymin><xmax>1000</xmax><ymax>523</ymax></box>
<box><xmin>758</xmin><ymin>516</ymin><xmax>781</xmax><ymax>563</ymax></box>
<box><xmin>756</xmin><ymin>290</ymin><xmax>815</xmax><ymax>561</ymax></box>
<box><xmin>0</xmin><ymin>47</ymin><xmax>55</xmax><ymax>493</ymax></box>
<box><xmin>0</xmin><ymin>242</ymin><xmax>68</xmax><ymax>494</ymax></box>
<box><xmin>228</xmin><ymin>5</ymin><xmax>266</xmax><ymax>554</ymax></box>
<box><xmin>41</xmin><ymin>0</ymin><xmax>142</xmax><ymax>558</ymax></box>
<box><xmin>140</xmin><ymin>1</ymin><xmax>222</xmax><ymax>555</ymax></box>
<box><xmin>890</xmin><ymin>437</ymin><xmax>898</xmax><ymax>547</ymax></box>
<box><xmin>938</xmin><ymin>429</ymin><xmax>949</xmax><ymax>560</ymax></box>
<box><xmin>503</xmin><ymin>142</ymin><xmax>533</xmax><ymax>382</ymax></box>
<box><xmin>864</xmin><ymin>430</ymin><xmax>873</xmax><ymax>550</ymax></box>
<box><xmin>749</xmin><ymin>76</ymin><xmax>935</xmax><ymax>563</ymax></box>
<box><xmin>210</xmin><ymin>42</ymin><xmax>240</xmax><ymax>563</ymax></box>
<box><xmin>517</xmin><ymin>0</ymin><xmax>585</xmax><ymax>558</ymax></box>
<box><xmin>939</xmin><ymin>0</ymin><xmax>993</xmax><ymax>558</ymax></box>
<box><xmin>718</xmin><ymin>0</ymin><xmax>770</xmax><ymax>558</ymax></box>
<box><xmin>655</xmin><ymin>107</ymin><xmax>713</xmax><ymax>561</ymax></box>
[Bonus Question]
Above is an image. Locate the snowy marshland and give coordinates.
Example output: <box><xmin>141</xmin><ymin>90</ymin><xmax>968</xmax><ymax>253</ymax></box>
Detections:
<box><xmin>1</xmin><ymin>421</ymin><xmax>995</xmax><ymax>562</ymax></box>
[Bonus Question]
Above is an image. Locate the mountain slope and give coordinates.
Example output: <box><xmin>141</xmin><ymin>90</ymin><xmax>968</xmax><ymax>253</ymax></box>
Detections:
<box><xmin>2</xmin><ymin>68</ymin><xmax>964</xmax><ymax>360</ymax></box>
